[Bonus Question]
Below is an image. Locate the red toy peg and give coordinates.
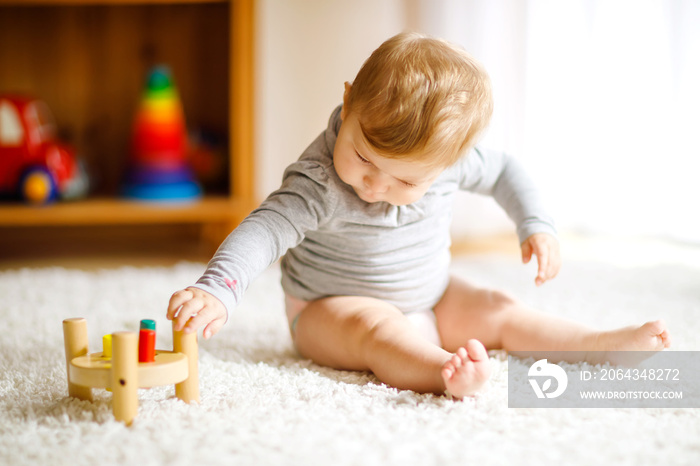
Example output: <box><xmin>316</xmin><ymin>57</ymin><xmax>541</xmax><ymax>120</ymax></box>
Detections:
<box><xmin>138</xmin><ymin>319</ymin><xmax>156</xmax><ymax>363</ymax></box>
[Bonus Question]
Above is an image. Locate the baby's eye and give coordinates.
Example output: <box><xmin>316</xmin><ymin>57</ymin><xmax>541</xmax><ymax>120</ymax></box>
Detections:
<box><xmin>399</xmin><ymin>180</ymin><xmax>417</xmax><ymax>188</ymax></box>
<box><xmin>355</xmin><ymin>152</ymin><xmax>372</xmax><ymax>165</ymax></box>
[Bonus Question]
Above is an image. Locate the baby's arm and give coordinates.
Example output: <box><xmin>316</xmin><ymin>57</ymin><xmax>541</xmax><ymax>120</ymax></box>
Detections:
<box><xmin>459</xmin><ymin>148</ymin><xmax>559</xmax><ymax>285</ymax></box>
<box><xmin>165</xmin><ymin>156</ymin><xmax>338</xmax><ymax>338</ymax></box>
<box><xmin>167</xmin><ymin>287</ymin><xmax>226</xmax><ymax>339</ymax></box>
<box><xmin>166</xmin><ymin>209</ymin><xmax>311</xmax><ymax>339</ymax></box>
<box><xmin>521</xmin><ymin>232</ymin><xmax>561</xmax><ymax>286</ymax></box>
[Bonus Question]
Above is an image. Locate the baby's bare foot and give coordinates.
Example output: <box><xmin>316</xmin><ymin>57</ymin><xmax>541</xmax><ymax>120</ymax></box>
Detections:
<box><xmin>589</xmin><ymin>320</ymin><xmax>671</xmax><ymax>366</ymax></box>
<box><xmin>441</xmin><ymin>339</ymin><xmax>491</xmax><ymax>399</ymax></box>
<box><xmin>598</xmin><ymin>320</ymin><xmax>671</xmax><ymax>352</ymax></box>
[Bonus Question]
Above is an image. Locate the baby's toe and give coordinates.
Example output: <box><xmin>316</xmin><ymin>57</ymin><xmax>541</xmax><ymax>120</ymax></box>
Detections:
<box><xmin>465</xmin><ymin>339</ymin><xmax>488</xmax><ymax>361</ymax></box>
<box><xmin>660</xmin><ymin>329</ymin><xmax>671</xmax><ymax>348</ymax></box>
<box><xmin>456</xmin><ymin>347</ymin><xmax>468</xmax><ymax>361</ymax></box>
<box><xmin>442</xmin><ymin>365</ymin><xmax>454</xmax><ymax>379</ymax></box>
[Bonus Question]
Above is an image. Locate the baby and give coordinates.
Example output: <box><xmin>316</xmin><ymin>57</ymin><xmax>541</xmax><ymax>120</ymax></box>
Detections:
<box><xmin>167</xmin><ymin>32</ymin><xmax>670</xmax><ymax>399</ymax></box>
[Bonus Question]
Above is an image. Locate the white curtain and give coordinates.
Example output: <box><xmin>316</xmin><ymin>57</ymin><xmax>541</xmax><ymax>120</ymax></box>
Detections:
<box><xmin>413</xmin><ymin>0</ymin><xmax>700</xmax><ymax>243</ymax></box>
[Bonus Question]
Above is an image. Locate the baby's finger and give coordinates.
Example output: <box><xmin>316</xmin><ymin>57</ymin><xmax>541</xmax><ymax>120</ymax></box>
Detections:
<box><xmin>203</xmin><ymin>316</ymin><xmax>226</xmax><ymax>340</ymax></box>
<box><xmin>183</xmin><ymin>305</ymin><xmax>219</xmax><ymax>335</ymax></box>
<box><xmin>167</xmin><ymin>289</ymin><xmax>194</xmax><ymax>320</ymax></box>
<box><xmin>535</xmin><ymin>246</ymin><xmax>549</xmax><ymax>286</ymax></box>
<box><xmin>521</xmin><ymin>240</ymin><xmax>533</xmax><ymax>264</ymax></box>
<box><xmin>174</xmin><ymin>297</ymin><xmax>205</xmax><ymax>331</ymax></box>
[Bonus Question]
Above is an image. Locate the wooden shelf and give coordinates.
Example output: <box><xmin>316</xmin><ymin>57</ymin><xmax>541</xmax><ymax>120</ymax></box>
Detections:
<box><xmin>0</xmin><ymin>196</ymin><xmax>255</xmax><ymax>226</ymax></box>
<box><xmin>0</xmin><ymin>1</ymin><xmax>229</xmax><ymax>7</ymax></box>
<box><xmin>0</xmin><ymin>0</ymin><xmax>256</xmax><ymax>252</ymax></box>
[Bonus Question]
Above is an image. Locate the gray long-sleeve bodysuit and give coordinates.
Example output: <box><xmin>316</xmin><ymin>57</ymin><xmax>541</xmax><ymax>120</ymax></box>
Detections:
<box><xmin>192</xmin><ymin>106</ymin><xmax>556</xmax><ymax>317</ymax></box>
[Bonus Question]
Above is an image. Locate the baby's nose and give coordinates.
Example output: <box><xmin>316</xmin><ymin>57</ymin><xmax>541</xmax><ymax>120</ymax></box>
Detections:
<box><xmin>363</xmin><ymin>173</ymin><xmax>389</xmax><ymax>193</ymax></box>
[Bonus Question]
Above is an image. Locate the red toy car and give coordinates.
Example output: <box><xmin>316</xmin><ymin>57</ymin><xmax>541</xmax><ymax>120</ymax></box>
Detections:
<box><xmin>0</xmin><ymin>95</ymin><xmax>88</xmax><ymax>204</ymax></box>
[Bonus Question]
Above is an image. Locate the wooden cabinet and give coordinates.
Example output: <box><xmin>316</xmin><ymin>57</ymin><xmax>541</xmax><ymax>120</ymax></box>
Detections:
<box><xmin>0</xmin><ymin>0</ymin><xmax>256</xmax><ymax>250</ymax></box>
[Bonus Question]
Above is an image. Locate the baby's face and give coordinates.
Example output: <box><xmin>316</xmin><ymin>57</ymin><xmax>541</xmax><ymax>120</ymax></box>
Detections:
<box><xmin>333</xmin><ymin>111</ymin><xmax>443</xmax><ymax>206</ymax></box>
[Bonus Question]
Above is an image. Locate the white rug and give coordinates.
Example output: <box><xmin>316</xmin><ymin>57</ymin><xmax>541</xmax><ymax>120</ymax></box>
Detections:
<box><xmin>1</xmin><ymin>256</ymin><xmax>699</xmax><ymax>466</ymax></box>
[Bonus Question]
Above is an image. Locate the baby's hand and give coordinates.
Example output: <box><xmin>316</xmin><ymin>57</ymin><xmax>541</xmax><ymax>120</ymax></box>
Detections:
<box><xmin>167</xmin><ymin>287</ymin><xmax>227</xmax><ymax>339</ymax></box>
<box><xmin>521</xmin><ymin>233</ymin><xmax>561</xmax><ymax>286</ymax></box>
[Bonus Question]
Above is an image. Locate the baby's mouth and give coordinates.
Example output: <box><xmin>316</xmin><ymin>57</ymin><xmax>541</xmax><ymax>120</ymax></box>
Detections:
<box><xmin>355</xmin><ymin>187</ymin><xmax>380</xmax><ymax>203</ymax></box>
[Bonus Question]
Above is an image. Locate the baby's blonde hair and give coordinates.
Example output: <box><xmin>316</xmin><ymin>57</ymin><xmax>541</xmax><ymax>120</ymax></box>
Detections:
<box><xmin>345</xmin><ymin>32</ymin><xmax>493</xmax><ymax>168</ymax></box>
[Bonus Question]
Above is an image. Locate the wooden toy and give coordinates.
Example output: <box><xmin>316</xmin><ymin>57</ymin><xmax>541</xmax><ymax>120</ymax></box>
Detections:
<box><xmin>62</xmin><ymin>317</ymin><xmax>199</xmax><ymax>426</ymax></box>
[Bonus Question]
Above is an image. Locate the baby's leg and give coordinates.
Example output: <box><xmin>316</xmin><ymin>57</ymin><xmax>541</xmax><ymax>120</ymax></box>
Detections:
<box><xmin>291</xmin><ymin>296</ymin><xmax>490</xmax><ymax>397</ymax></box>
<box><xmin>434</xmin><ymin>276</ymin><xmax>670</xmax><ymax>363</ymax></box>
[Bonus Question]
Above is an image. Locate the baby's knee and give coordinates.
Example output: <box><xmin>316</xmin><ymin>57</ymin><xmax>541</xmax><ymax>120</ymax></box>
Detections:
<box><xmin>349</xmin><ymin>305</ymin><xmax>405</xmax><ymax>356</ymax></box>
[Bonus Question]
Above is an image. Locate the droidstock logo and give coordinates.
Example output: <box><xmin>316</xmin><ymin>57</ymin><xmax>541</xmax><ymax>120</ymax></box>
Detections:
<box><xmin>528</xmin><ymin>359</ymin><xmax>568</xmax><ymax>399</ymax></box>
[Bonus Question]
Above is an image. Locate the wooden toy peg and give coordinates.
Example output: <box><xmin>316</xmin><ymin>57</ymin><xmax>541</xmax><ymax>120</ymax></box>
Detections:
<box><xmin>173</xmin><ymin>321</ymin><xmax>200</xmax><ymax>404</ymax></box>
<box><xmin>62</xmin><ymin>318</ymin><xmax>93</xmax><ymax>401</ymax></box>
<box><xmin>102</xmin><ymin>334</ymin><xmax>112</xmax><ymax>358</ymax></box>
<box><xmin>138</xmin><ymin>319</ymin><xmax>156</xmax><ymax>363</ymax></box>
<box><xmin>111</xmin><ymin>332</ymin><xmax>139</xmax><ymax>426</ymax></box>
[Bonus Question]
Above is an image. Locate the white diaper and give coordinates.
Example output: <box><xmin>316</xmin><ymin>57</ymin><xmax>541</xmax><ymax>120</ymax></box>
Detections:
<box><xmin>404</xmin><ymin>308</ymin><xmax>442</xmax><ymax>347</ymax></box>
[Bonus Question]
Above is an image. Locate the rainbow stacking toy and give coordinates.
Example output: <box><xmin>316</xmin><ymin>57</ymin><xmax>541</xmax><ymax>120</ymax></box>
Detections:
<box><xmin>123</xmin><ymin>66</ymin><xmax>201</xmax><ymax>201</ymax></box>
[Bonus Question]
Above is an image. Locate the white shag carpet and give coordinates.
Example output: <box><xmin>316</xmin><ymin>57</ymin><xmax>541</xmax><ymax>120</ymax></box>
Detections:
<box><xmin>1</xmin><ymin>256</ymin><xmax>699</xmax><ymax>466</ymax></box>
